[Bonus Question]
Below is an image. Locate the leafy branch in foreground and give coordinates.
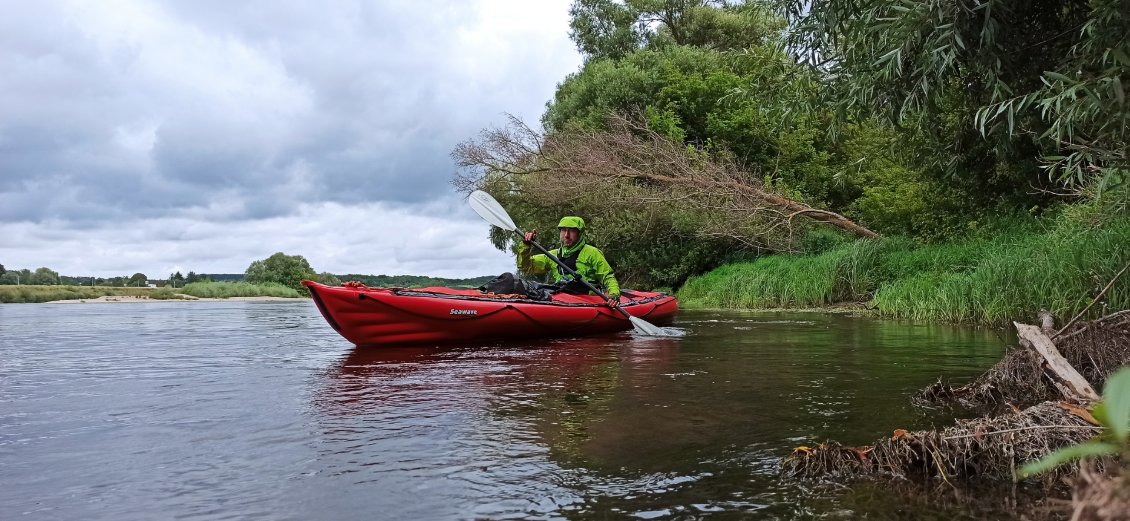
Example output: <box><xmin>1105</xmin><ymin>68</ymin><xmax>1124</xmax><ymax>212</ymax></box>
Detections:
<box><xmin>1019</xmin><ymin>366</ymin><xmax>1130</xmax><ymax>478</ymax></box>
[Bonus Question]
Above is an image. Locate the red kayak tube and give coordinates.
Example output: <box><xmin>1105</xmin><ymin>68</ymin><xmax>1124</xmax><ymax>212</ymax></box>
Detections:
<box><xmin>303</xmin><ymin>281</ymin><xmax>679</xmax><ymax>347</ymax></box>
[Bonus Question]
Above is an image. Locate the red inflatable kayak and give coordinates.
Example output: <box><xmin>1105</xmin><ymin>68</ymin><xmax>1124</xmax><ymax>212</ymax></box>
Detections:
<box><xmin>303</xmin><ymin>281</ymin><xmax>679</xmax><ymax>347</ymax></box>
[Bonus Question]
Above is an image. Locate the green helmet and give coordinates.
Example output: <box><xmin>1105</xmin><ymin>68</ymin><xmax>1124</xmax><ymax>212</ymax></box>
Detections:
<box><xmin>557</xmin><ymin>216</ymin><xmax>585</xmax><ymax>231</ymax></box>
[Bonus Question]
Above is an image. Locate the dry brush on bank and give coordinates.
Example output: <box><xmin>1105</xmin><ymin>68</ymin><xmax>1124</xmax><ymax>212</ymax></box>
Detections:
<box><xmin>783</xmin><ymin>311</ymin><xmax>1130</xmax><ymax>520</ymax></box>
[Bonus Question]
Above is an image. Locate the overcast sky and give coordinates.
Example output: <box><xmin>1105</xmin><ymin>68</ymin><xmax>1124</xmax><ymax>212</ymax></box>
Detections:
<box><xmin>0</xmin><ymin>0</ymin><xmax>581</xmax><ymax>278</ymax></box>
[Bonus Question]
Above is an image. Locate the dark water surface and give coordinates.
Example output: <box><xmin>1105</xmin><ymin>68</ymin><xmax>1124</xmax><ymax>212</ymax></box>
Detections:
<box><xmin>1</xmin><ymin>302</ymin><xmax>1012</xmax><ymax>520</ymax></box>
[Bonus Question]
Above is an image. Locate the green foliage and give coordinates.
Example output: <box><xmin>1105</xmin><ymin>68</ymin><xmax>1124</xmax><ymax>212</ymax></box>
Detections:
<box><xmin>545</xmin><ymin>45</ymin><xmax>833</xmax><ymax>197</ymax></box>
<box><xmin>533</xmin><ymin>39</ymin><xmax>901</xmax><ymax>287</ymax></box>
<box><xmin>1018</xmin><ymin>367</ymin><xmax>1130</xmax><ymax>479</ymax></box>
<box><xmin>179</xmin><ymin>281</ymin><xmax>302</xmax><ymax>299</ymax></box>
<box><xmin>28</xmin><ymin>267</ymin><xmax>60</xmax><ymax>285</ymax></box>
<box><xmin>568</xmin><ymin>0</ymin><xmax>643</xmax><ymax>61</ymax></box>
<box><xmin>0</xmin><ymin>269</ymin><xmax>29</xmax><ymax>285</ymax></box>
<box><xmin>799</xmin><ymin>228</ymin><xmax>853</xmax><ymax>255</ymax></box>
<box><xmin>596</xmin><ymin>206</ymin><xmax>738</xmax><ymax>289</ymax></box>
<box><xmin>244</xmin><ymin>252</ymin><xmax>317</xmax><ymax>292</ymax></box>
<box><xmin>314</xmin><ymin>272</ymin><xmax>342</xmax><ymax>286</ymax></box>
<box><xmin>568</xmin><ymin>0</ymin><xmax>779</xmax><ymax>61</ymax></box>
<box><xmin>777</xmin><ymin>0</ymin><xmax>1129</xmax><ymax>203</ymax></box>
<box><xmin>1102</xmin><ymin>369</ymin><xmax>1130</xmax><ymax>444</ymax></box>
<box><xmin>656</xmin><ymin>1</ymin><xmax>783</xmax><ymax>52</ymax></box>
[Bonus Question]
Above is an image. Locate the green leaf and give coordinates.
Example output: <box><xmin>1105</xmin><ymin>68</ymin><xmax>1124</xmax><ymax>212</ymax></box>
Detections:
<box><xmin>1017</xmin><ymin>442</ymin><xmax>1119</xmax><ymax>479</ymax></box>
<box><xmin>1101</xmin><ymin>367</ymin><xmax>1130</xmax><ymax>442</ymax></box>
<box><xmin>1111</xmin><ymin>48</ymin><xmax>1130</xmax><ymax>67</ymax></box>
<box><xmin>1044</xmin><ymin>71</ymin><xmax>1075</xmax><ymax>84</ymax></box>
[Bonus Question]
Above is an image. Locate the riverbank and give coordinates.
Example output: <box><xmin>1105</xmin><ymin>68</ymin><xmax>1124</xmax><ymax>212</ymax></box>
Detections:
<box><xmin>0</xmin><ymin>281</ymin><xmax>305</xmax><ymax>304</ymax></box>
<box><xmin>45</xmin><ymin>295</ymin><xmax>302</xmax><ymax>304</ymax></box>
<box><xmin>676</xmin><ymin>214</ymin><xmax>1130</xmax><ymax>325</ymax></box>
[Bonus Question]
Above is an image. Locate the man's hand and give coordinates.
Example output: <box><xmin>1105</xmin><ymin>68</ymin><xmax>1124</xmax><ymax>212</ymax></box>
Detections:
<box><xmin>523</xmin><ymin>230</ymin><xmax>537</xmax><ymax>244</ymax></box>
<box><xmin>605</xmin><ymin>295</ymin><xmax>620</xmax><ymax>307</ymax></box>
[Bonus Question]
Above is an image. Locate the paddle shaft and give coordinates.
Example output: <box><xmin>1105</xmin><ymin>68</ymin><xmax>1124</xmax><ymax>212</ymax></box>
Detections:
<box><xmin>512</xmin><ymin>229</ymin><xmax>635</xmax><ymax>321</ymax></box>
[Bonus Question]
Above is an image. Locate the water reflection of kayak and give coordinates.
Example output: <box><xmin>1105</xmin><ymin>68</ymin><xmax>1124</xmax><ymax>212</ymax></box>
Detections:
<box><xmin>303</xmin><ymin>281</ymin><xmax>679</xmax><ymax>347</ymax></box>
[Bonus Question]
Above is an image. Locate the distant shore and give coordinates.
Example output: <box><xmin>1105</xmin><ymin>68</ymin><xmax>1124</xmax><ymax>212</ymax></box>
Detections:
<box><xmin>46</xmin><ymin>295</ymin><xmax>305</xmax><ymax>304</ymax></box>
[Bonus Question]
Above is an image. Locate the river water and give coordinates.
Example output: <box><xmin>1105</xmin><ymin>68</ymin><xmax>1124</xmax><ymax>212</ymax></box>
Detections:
<box><xmin>0</xmin><ymin>301</ymin><xmax>1013</xmax><ymax>520</ymax></box>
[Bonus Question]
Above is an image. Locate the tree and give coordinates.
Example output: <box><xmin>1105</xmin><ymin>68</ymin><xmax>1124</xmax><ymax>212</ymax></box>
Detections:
<box><xmin>129</xmin><ymin>273</ymin><xmax>148</xmax><ymax>287</ymax></box>
<box><xmin>29</xmin><ymin>267</ymin><xmax>60</xmax><ymax>285</ymax></box>
<box><xmin>569</xmin><ymin>0</ymin><xmax>644</xmax><ymax>61</ymax></box>
<box><xmin>0</xmin><ymin>264</ymin><xmax>5</xmax><ymax>276</ymax></box>
<box><xmin>774</xmin><ymin>0</ymin><xmax>1129</xmax><ymax>197</ymax></box>
<box><xmin>568</xmin><ymin>0</ymin><xmax>775</xmax><ymax>61</ymax></box>
<box><xmin>185</xmin><ymin>271</ymin><xmax>200</xmax><ymax>284</ymax></box>
<box><xmin>314</xmin><ymin>272</ymin><xmax>342</xmax><ymax>286</ymax></box>
<box><xmin>244</xmin><ymin>253</ymin><xmax>317</xmax><ymax>292</ymax></box>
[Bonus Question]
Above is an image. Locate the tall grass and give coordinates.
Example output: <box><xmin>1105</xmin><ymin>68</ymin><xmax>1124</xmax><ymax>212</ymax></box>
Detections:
<box><xmin>874</xmin><ymin>219</ymin><xmax>1130</xmax><ymax>323</ymax></box>
<box><xmin>678</xmin><ymin>253</ymin><xmax>842</xmax><ymax>308</ymax></box>
<box><xmin>179</xmin><ymin>281</ymin><xmax>302</xmax><ymax>298</ymax></box>
<box><xmin>678</xmin><ymin>216</ymin><xmax>1130</xmax><ymax>324</ymax></box>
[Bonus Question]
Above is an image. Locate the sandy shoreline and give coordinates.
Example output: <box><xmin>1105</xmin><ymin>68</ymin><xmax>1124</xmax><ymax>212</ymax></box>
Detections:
<box><xmin>47</xmin><ymin>295</ymin><xmax>304</xmax><ymax>304</ymax></box>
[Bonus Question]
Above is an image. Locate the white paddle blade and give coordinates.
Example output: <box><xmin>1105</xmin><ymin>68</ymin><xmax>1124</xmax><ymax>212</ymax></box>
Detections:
<box><xmin>628</xmin><ymin>315</ymin><xmax>669</xmax><ymax>336</ymax></box>
<box><xmin>468</xmin><ymin>190</ymin><xmax>518</xmax><ymax>232</ymax></box>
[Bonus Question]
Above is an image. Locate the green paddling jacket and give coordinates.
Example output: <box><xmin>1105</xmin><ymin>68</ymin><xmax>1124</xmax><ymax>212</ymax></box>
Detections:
<box><xmin>517</xmin><ymin>239</ymin><xmax>621</xmax><ymax>299</ymax></box>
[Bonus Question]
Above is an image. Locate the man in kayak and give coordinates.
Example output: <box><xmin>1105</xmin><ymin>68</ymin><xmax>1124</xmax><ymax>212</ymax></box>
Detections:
<box><xmin>519</xmin><ymin>216</ymin><xmax>621</xmax><ymax>307</ymax></box>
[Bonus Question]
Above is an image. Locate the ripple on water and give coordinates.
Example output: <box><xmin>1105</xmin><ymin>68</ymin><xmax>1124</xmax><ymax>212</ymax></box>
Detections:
<box><xmin>0</xmin><ymin>305</ymin><xmax>1006</xmax><ymax>520</ymax></box>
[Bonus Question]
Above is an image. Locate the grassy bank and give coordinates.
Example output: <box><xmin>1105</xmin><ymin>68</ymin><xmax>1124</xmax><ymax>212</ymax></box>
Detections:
<box><xmin>677</xmin><ymin>216</ymin><xmax>1130</xmax><ymax>324</ymax></box>
<box><xmin>178</xmin><ymin>281</ymin><xmax>302</xmax><ymax>299</ymax></box>
<box><xmin>0</xmin><ymin>286</ymin><xmax>184</xmax><ymax>304</ymax></box>
<box><xmin>0</xmin><ymin>281</ymin><xmax>303</xmax><ymax>303</ymax></box>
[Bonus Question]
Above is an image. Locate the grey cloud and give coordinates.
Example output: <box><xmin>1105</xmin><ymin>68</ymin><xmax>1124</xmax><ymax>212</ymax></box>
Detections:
<box><xmin>0</xmin><ymin>0</ymin><xmax>578</xmax><ymax>276</ymax></box>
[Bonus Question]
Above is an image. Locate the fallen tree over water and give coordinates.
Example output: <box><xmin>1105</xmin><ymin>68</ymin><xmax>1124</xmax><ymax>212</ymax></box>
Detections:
<box><xmin>782</xmin><ymin>312</ymin><xmax>1130</xmax><ymax>520</ymax></box>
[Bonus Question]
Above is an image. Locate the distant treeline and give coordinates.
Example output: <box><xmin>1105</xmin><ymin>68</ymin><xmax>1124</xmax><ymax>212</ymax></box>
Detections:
<box><xmin>2</xmin><ymin>268</ymin><xmax>493</xmax><ymax>290</ymax></box>
<box><xmin>199</xmin><ymin>274</ymin><xmax>244</xmax><ymax>283</ymax></box>
<box><xmin>337</xmin><ymin>274</ymin><xmax>495</xmax><ymax>289</ymax></box>
<box><xmin>157</xmin><ymin>273</ymin><xmax>495</xmax><ymax>289</ymax></box>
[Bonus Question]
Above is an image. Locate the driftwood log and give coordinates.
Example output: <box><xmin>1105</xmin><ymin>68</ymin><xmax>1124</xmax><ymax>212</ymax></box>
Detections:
<box><xmin>916</xmin><ymin>311</ymin><xmax>1130</xmax><ymax>411</ymax></box>
<box><xmin>1014</xmin><ymin>322</ymin><xmax>1101</xmax><ymax>403</ymax></box>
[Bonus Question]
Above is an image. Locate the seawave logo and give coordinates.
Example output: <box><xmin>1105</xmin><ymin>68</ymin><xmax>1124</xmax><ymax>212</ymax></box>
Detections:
<box><xmin>450</xmin><ymin>309</ymin><xmax>478</xmax><ymax>315</ymax></box>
